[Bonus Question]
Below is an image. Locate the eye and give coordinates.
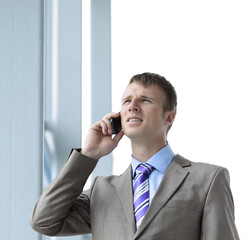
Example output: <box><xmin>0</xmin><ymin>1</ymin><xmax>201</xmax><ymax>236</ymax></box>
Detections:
<box><xmin>142</xmin><ymin>98</ymin><xmax>151</xmax><ymax>103</ymax></box>
<box><xmin>123</xmin><ymin>99</ymin><xmax>131</xmax><ymax>105</ymax></box>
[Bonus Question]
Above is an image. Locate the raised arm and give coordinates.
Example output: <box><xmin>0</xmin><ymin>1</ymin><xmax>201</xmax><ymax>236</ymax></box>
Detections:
<box><xmin>30</xmin><ymin>112</ymin><xmax>124</xmax><ymax>236</ymax></box>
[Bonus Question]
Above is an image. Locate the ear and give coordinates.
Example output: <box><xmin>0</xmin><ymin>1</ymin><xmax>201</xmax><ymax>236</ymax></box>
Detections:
<box><xmin>164</xmin><ymin>110</ymin><xmax>175</xmax><ymax>127</ymax></box>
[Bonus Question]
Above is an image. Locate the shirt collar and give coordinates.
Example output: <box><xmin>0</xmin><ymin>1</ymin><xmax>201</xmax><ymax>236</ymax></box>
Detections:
<box><xmin>131</xmin><ymin>144</ymin><xmax>175</xmax><ymax>178</ymax></box>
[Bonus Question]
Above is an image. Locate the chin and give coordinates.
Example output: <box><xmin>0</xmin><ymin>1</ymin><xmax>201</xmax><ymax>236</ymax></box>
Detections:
<box><xmin>123</xmin><ymin>129</ymin><xmax>144</xmax><ymax>140</ymax></box>
<box><xmin>123</xmin><ymin>128</ymin><xmax>137</xmax><ymax>138</ymax></box>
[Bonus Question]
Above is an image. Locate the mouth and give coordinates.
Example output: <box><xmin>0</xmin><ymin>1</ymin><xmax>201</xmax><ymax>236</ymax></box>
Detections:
<box><xmin>127</xmin><ymin>117</ymin><xmax>143</xmax><ymax>122</ymax></box>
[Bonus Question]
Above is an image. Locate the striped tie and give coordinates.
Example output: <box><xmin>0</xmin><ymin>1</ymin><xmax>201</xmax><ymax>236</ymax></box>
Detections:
<box><xmin>133</xmin><ymin>163</ymin><xmax>154</xmax><ymax>229</ymax></box>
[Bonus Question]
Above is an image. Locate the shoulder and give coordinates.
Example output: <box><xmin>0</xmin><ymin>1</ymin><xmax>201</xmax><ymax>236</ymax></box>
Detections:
<box><xmin>91</xmin><ymin>165</ymin><xmax>132</xmax><ymax>187</ymax></box>
<box><xmin>174</xmin><ymin>154</ymin><xmax>227</xmax><ymax>170</ymax></box>
<box><xmin>174</xmin><ymin>154</ymin><xmax>230</xmax><ymax>184</ymax></box>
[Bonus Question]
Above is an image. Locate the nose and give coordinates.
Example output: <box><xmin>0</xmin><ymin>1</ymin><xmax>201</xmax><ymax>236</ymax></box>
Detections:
<box><xmin>129</xmin><ymin>99</ymin><xmax>140</xmax><ymax>112</ymax></box>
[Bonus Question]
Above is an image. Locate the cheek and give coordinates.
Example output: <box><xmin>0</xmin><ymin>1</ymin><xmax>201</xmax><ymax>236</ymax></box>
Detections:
<box><xmin>120</xmin><ymin>108</ymin><xmax>129</xmax><ymax>131</ymax></box>
<box><xmin>148</xmin><ymin>111</ymin><xmax>166</xmax><ymax>128</ymax></box>
<box><xmin>120</xmin><ymin>109</ymin><xmax>125</xmax><ymax>122</ymax></box>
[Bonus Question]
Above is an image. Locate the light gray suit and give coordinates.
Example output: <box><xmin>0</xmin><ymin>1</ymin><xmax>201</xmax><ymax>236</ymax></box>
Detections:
<box><xmin>30</xmin><ymin>149</ymin><xmax>239</xmax><ymax>239</ymax></box>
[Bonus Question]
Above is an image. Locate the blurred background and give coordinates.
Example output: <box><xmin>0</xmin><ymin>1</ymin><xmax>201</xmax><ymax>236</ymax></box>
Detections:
<box><xmin>1</xmin><ymin>0</ymin><xmax>248</xmax><ymax>239</ymax></box>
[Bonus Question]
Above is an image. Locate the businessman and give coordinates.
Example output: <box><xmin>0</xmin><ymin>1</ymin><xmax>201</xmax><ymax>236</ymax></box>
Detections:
<box><xmin>30</xmin><ymin>72</ymin><xmax>240</xmax><ymax>239</ymax></box>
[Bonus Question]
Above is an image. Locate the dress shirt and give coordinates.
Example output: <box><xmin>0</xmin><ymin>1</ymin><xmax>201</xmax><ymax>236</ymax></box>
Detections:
<box><xmin>131</xmin><ymin>144</ymin><xmax>175</xmax><ymax>204</ymax></box>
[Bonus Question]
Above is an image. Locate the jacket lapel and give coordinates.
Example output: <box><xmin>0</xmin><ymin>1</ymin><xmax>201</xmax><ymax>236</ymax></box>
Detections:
<box><xmin>134</xmin><ymin>154</ymin><xmax>191</xmax><ymax>239</ymax></box>
<box><xmin>113</xmin><ymin>165</ymin><xmax>136</xmax><ymax>234</ymax></box>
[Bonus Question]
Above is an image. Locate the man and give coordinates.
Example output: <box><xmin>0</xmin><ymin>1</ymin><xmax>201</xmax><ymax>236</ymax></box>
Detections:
<box><xmin>30</xmin><ymin>72</ymin><xmax>240</xmax><ymax>239</ymax></box>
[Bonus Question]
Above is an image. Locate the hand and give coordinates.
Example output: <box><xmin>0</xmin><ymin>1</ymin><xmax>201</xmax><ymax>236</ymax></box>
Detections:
<box><xmin>81</xmin><ymin>112</ymin><xmax>124</xmax><ymax>160</ymax></box>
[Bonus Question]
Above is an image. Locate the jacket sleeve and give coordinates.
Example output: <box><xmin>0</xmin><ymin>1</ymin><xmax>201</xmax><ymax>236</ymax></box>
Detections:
<box><xmin>29</xmin><ymin>149</ymin><xmax>98</xmax><ymax>236</ymax></box>
<box><xmin>201</xmin><ymin>167</ymin><xmax>240</xmax><ymax>240</ymax></box>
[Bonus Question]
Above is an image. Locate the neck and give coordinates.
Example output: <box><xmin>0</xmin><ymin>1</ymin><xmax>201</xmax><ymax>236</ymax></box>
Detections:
<box><xmin>131</xmin><ymin>139</ymin><xmax>167</xmax><ymax>162</ymax></box>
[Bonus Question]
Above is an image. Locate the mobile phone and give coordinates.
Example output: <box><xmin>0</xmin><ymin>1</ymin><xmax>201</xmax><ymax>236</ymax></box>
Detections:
<box><xmin>110</xmin><ymin>116</ymin><xmax>122</xmax><ymax>134</ymax></box>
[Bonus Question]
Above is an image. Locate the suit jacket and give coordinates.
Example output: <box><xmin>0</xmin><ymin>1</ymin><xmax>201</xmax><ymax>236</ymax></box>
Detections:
<box><xmin>30</xmin><ymin>149</ymin><xmax>240</xmax><ymax>240</ymax></box>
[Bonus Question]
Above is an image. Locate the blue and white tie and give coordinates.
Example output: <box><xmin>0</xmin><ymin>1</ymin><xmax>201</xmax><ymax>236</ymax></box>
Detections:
<box><xmin>133</xmin><ymin>163</ymin><xmax>154</xmax><ymax>229</ymax></box>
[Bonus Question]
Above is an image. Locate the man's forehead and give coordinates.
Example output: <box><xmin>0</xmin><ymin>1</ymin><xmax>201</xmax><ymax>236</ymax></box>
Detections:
<box><xmin>122</xmin><ymin>82</ymin><xmax>162</xmax><ymax>99</ymax></box>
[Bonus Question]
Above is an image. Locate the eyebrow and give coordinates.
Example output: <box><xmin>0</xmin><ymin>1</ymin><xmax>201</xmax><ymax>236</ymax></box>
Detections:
<box><xmin>121</xmin><ymin>94</ymin><xmax>154</xmax><ymax>102</ymax></box>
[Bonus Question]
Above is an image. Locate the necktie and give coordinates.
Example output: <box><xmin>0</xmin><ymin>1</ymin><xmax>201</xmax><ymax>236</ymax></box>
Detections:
<box><xmin>133</xmin><ymin>163</ymin><xmax>154</xmax><ymax>229</ymax></box>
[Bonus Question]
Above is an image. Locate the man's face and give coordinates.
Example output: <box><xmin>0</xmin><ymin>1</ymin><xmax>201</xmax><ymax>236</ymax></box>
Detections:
<box><xmin>121</xmin><ymin>82</ymin><xmax>170</xmax><ymax>143</ymax></box>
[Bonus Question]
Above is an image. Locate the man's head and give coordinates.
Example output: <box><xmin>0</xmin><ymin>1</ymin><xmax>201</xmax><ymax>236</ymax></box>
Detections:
<box><xmin>121</xmin><ymin>72</ymin><xmax>177</xmax><ymax>144</ymax></box>
<box><xmin>129</xmin><ymin>72</ymin><xmax>177</xmax><ymax>115</ymax></box>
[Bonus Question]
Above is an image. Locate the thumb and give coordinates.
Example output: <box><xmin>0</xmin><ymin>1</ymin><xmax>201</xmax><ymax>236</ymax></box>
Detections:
<box><xmin>112</xmin><ymin>131</ymin><xmax>124</xmax><ymax>146</ymax></box>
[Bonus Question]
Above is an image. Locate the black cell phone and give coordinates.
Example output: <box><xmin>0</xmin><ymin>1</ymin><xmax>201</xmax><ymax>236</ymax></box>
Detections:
<box><xmin>110</xmin><ymin>116</ymin><xmax>122</xmax><ymax>134</ymax></box>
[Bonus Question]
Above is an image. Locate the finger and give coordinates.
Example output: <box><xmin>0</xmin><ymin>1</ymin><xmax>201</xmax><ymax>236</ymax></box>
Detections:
<box><xmin>103</xmin><ymin>112</ymin><xmax>120</xmax><ymax>135</ymax></box>
<box><xmin>99</xmin><ymin>120</ymin><xmax>109</xmax><ymax>135</ymax></box>
<box><xmin>104</xmin><ymin>112</ymin><xmax>120</xmax><ymax>120</ymax></box>
<box><xmin>102</xmin><ymin>118</ymin><xmax>112</xmax><ymax>135</ymax></box>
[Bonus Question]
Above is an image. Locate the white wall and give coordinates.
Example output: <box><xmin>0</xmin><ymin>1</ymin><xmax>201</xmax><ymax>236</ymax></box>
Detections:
<box><xmin>111</xmin><ymin>1</ymin><xmax>249</xmax><ymax>239</ymax></box>
<box><xmin>43</xmin><ymin>1</ymin><xmax>85</xmax><ymax>240</ymax></box>
<box><xmin>0</xmin><ymin>1</ymin><xmax>84</xmax><ymax>240</ymax></box>
<box><xmin>0</xmin><ymin>1</ymin><xmax>43</xmax><ymax>239</ymax></box>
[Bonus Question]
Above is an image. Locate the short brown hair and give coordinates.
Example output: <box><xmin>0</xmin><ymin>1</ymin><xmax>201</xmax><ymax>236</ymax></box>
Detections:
<box><xmin>129</xmin><ymin>72</ymin><xmax>177</xmax><ymax>113</ymax></box>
